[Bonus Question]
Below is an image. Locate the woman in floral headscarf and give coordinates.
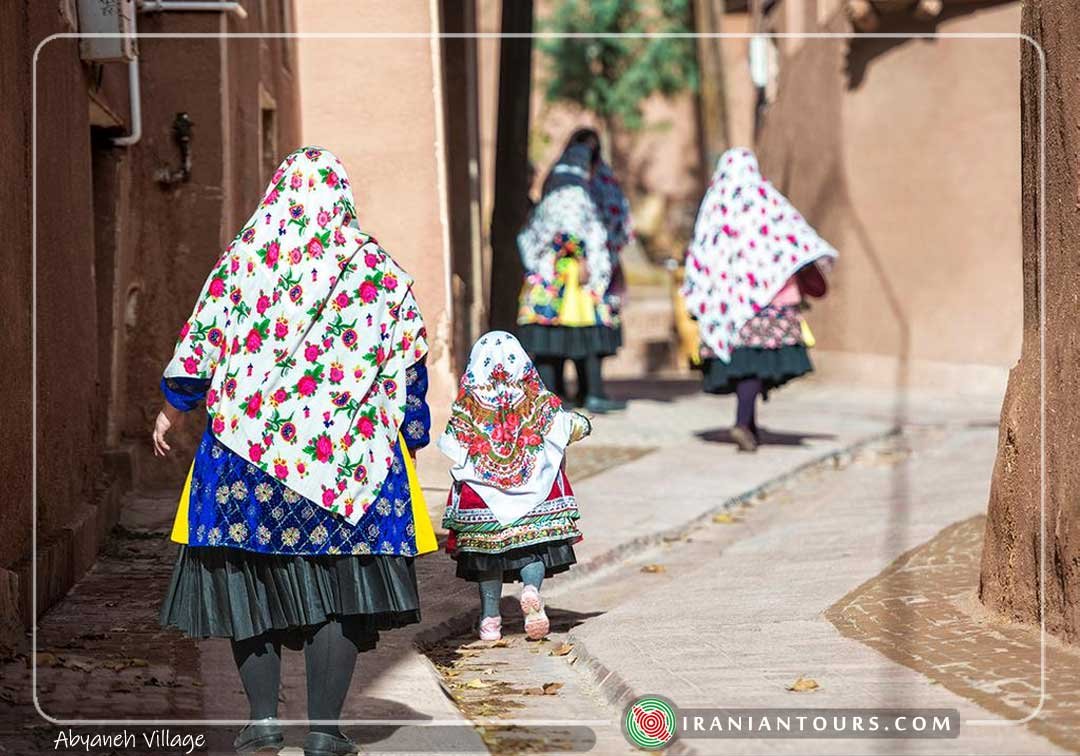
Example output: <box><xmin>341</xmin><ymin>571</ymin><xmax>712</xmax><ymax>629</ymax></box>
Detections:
<box><xmin>439</xmin><ymin>331</ymin><xmax>591</xmax><ymax>642</ymax></box>
<box><xmin>152</xmin><ymin>147</ymin><xmax>435</xmax><ymax>756</ymax></box>
<box><xmin>517</xmin><ymin>131</ymin><xmax>629</xmax><ymax>413</ymax></box>
<box><xmin>682</xmin><ymin>147</ymin><xmax>837</xmax><ymax>452</ymax></box>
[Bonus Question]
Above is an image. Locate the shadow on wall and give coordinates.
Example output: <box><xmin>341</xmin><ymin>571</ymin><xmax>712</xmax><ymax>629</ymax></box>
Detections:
<box><xmin>845</xmin><ymin>1</ymin><xmax>1019</xmax><ymax>89</ymax></box>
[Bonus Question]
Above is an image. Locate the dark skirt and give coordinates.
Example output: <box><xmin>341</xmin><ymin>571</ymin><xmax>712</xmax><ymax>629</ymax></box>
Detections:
<box><xmin>517</xmin><ymin>324</ymin><xmax>622</xmax><ymax>360</ymax></box>
<box><xmin>702</xmin><ymin>345</ymin><xmax>813</xmax><ymax>397</ymax></box>
<box><xmin>453</xmin><ymin>540</ymin><xmax>577</xmax><ymax>584</ymax></box>
<box><xmin>160</xmin><ymin>546</ymin><xmax>421</xmax><ymax>642</ymax></box>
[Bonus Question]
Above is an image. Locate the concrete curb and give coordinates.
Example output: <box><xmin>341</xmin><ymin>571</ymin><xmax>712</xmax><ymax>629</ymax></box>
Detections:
<box><xmin>560</xmin><ymin>426</ymin><xmax>903</xmax><ymax>754</ymax></box>
<box><xmin>413</xmin><ymin>425</ymin><xmax>901</xmax><ymax>678</ymax></box>
<box><xmin>565</xmin><ymin>425</ymin><xmax>901</xmax><ymax>585</ymax></box>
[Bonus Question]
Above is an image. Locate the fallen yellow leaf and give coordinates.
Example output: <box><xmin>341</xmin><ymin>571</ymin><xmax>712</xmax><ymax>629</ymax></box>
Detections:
<box><xmin>712</xmin><ymin>512</ymin><xmax>737</xmax><ymax>524</ymax></box>
<box><xmin>549</xmin><ymin>643</ymin><xmax>574</xmax><ymax>657</ymax></box>
<box><xmin>34</xmin><ymin>652</ymin><xmax>60</xmax><ymax>667</ymax></box>
<box><xmin>542</xmin><ymin>682</ymin><xmax>563</xmax><ymax>695</ymax></box>
<box><xmin>641</xmin><ymin>564</ymin><xmax>666</xmax><ymax>574</ymax></box>
<box><xmin>786</xmin><ymin>676</ymin><xmax>820</xmax><ymax>692</ymax></box>
<box><xmin>465</xmin><ymin>678</ymin><xmax>492</xmax><ymax>689</ymax></box>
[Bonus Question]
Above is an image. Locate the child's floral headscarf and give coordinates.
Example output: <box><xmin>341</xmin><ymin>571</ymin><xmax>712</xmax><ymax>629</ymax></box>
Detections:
<box><xmin>163</xmin><ymin>147</ymin><xmax>427</xmax><ymax>525</ymax></box>
<box><xmin>437</xmin><ymin>331</ymin><xmax>577</xmax><ymax>526</ymax></box>
<box><xmin>681</xmin><ymin>148</ymin><xmax>838</xmax><ymax>362</ymax></box>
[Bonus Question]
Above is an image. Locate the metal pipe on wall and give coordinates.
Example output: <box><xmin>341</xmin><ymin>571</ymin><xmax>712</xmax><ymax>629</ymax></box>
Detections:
<box><xmin>112</xmin><ymin>1</ymin><xmax>246</xmax><ymax>147</ymax></box>
<box><xmin>111</xmin><ymin>58</ymin><xmax>143</xmax><ymax>146</ymax></box>
<box><xmin>138</xmin><ymin>1</ymin><xmax>248</xmax><ymax>17</ymax></box>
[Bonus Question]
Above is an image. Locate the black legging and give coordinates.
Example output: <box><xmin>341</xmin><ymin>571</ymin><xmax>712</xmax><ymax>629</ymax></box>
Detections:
<box><xmin>535</xmin><ymin>355</ymin><xmax>604</xmax><ymax>401</ymax></box>
<box><xmin>231</xmin><ymin>619</ymin><xmax>362</xmax><ymax>736</ymax></box>
<box><xmin>535</xmin><ymin>359</ymin><xmax>566</xmax><ymax>398</ymax></box>
<box><xmin>735</xmin><ymin>377</ymin><xmax>762</xmax><ymax>432</ymax></box>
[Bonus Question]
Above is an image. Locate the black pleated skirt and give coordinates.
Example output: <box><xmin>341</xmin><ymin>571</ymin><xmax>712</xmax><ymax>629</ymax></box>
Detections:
<box><xmin>517</xmin><ymin>324</ymin><xmax>622</xmax><ymax>360</ymax></box>
<box><xmin>702</xmin><ymin>345</ymin><xmax>813</xmax><ymax>397</ymax></box>
<box><xmin>160</xmin><ymin>546</ymin><xmax>420</xmax><ymax>642</ymax></box>
<box><xmin>454</xmin><ymin>540</ymin><xmax>578</xmax><ymax>584</ymax></box>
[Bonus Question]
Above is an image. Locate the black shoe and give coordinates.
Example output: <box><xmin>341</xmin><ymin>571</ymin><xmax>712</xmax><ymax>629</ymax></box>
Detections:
<box><xmin>730</xmin><ymin>425</ymin><xmax>758</xmax><ymax>453</ymax></box>
<box><xmin>583</xmin><ymin>395</ymin><xmax>627</xmax><ymax>413</ymax></box>
<box><xmin>234</xmin><ymin>718</ymin><xmax>284</xmax><ymax>754</ymax></box>
<box><xmin>304</xmin><ymin>731</ymin><xmax>359</xmax><ymax>756</ymax></box>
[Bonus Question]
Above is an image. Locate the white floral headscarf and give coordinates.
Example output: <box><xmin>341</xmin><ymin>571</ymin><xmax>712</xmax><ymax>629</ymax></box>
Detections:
<box><xmin>681</xmin><ymin>148</ymin><xmax>838</xmax><ymax>362</ymax></box>
<box><xmin>518</xmin><ymin>145</ymin><xmax>612</xmax><ymax>300</ymax></box>
<box><xmin>163</xmin><ymin>147</ymin><xmax>427</xmax><ymax>524</ymax></box>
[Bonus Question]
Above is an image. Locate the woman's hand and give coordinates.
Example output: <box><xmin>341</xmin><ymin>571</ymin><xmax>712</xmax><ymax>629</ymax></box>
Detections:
<box><xmin>796</xmin><ymin>263</ymin><xmax>828</xmax><ymax>298</ymax></box>
<box><xmin>152</xmin><ymin>404</ymin><xmax>184</xmax><ymax>457</ymax></box>
<box><xmin>579</xmin><ymin>259</ymin><xmax>590</xmax><ymax>284</ymax></box>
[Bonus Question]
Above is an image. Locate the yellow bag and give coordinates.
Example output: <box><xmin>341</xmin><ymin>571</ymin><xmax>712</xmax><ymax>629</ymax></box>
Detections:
<box><xmin>171</xmin><ymin>432</ymin><xmax>438</xmax><ymax>555</ymax></box>
<box><xmin>800</xmin><ymin>318</ymin><xmax>816</xmax><ymax>348</ymax></box>
<box><xmin>672</xmin><ymin>289</ymin><xmax>703</xmax><ymax>367</ymax></box>
<box><xmin>558</xmin><ymin>259</ymin><xmax>597</xmax><ymax>327</ymax></box>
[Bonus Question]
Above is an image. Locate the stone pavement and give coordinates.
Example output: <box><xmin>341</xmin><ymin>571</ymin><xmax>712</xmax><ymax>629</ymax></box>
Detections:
<box><xmin>4</xmin><ymin>377</ymin><xmax>1064</xmax><ymax>755</ymax></box>
<box><xmin>566</xmin><ymin>421</ymin><xmax>1066</xmax><ymax>754</ymax></box>
<box><xmin>829</xmin><ymin>514</ymin><xmax>1080</xmax><ymax>753</ymax></box>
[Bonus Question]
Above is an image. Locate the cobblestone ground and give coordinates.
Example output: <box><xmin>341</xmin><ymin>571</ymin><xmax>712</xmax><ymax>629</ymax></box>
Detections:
<box><xmin>0</xmin><ymin>509</ymin><xmax>221</xmax><ymax>752</ymax></box>
<box><xmin>827</xmin><ymin>515</ymin><xmax>1080</xmax><ymax>753</ymax></box>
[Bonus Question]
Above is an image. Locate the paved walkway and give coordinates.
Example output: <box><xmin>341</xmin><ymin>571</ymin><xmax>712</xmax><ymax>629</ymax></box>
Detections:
<box><xmin>4</xmin><ymin>378</ymin><xmax>1067</xmax><ymax>755</ymax></box>
<box><xmin>566</xmin><ymin>421</ymin><xmax>1065</xmax><ymax>753</ymax></box>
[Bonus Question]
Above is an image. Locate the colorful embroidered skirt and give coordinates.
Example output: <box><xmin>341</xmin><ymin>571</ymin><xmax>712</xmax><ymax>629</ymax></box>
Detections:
<box><xmin>160</xmin><ymin>546</ymin><xmax>420</xmax><ymax>642</ymax></box>
<box><xmin>517</xmin><ymin>323</ymin><xmax>622</xmax><ymax>360</ymax></box>
<box><xmin>443</xmin><ymin>473</ymin><xmax>581</xmax><ymax>584</ymax></box>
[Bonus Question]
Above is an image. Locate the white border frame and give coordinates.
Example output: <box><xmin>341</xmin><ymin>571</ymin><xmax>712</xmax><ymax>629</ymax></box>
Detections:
<box><xmin>31</xmin><ymin>30</ymin><xmax>1046</xmax><ymax>731</ymax></box>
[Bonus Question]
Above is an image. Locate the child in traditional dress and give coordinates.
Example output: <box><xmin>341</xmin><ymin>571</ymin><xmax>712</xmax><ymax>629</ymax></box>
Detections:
<box><xmin>439</xmin><ymin>331</ymin><xmax>592</xmax><ymax>641</ymax></box>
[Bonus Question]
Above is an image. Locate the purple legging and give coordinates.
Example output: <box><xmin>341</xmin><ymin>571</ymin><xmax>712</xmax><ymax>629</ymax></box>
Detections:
<box><xmin>735</xmin><ymin>377</ymin><xmax>763</xmax><ymax>431</ymax></box>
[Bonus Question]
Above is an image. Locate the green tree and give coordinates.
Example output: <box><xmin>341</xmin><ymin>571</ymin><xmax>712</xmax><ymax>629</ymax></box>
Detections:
<box><xmin>539</xmin><ymin>0</ymin><xmax>699</xmax><ymax>169</ymax></box>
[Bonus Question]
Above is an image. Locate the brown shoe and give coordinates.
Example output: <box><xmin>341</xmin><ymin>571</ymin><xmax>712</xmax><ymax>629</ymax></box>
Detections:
<box><xmin>731</xmin><ymin>425</ymin><xmax>758</xmax><ymax>453</ymax></box>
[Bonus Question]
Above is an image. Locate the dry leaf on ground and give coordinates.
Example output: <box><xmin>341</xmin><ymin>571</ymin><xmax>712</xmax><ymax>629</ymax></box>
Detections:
<box><xmin>542</xmin><ymin>682</ymin><xmax>563</xmax><ymax>695</ymax></box>
<box><xmin>786</xmin><ymin>676</ymin><xmax>820</xmax><ymax>692</ymax></box>
<box><xmin>465</xmin><ymin>678</ymin><xmax>492</xmax><ymax>689</ymax></box>
<box><xmin>549</xmin><ymin>643</ymin><xmax>574</xmax><ymax>657</ymax></box>
<box><xmin>712</xmin><ymin>513</ymin><xmax>738</xmax><ymax>524</ymax></box>
<box><xmin>640</xmin><ymin>564</ymin><xmax>666</xmax><ymax>574</ymax></box>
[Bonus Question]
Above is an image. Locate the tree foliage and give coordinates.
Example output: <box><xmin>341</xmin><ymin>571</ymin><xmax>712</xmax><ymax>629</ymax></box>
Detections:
<box><xmin>539</xmin><ymin>0</ymin><xmax>699</xmax><ymax>131</ymax></box>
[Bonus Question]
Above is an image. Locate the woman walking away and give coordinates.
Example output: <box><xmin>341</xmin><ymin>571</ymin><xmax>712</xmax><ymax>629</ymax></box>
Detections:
<box><xmin>153</xmin><ymin>147</ymin><xmax>437</xmax><ymax>756</ymax></box>
<box><xmin>517</xmin><ymin>138</ymin><xmax>624</xmax><ymax>413</ymax></box>
<box><xmin>682</xmin><ymin>147</ymin><xmax>837</xmax><ymax>453</ymax></box>
<box><xmin>570</xmin><ymin>128</ymin><xmax>635</xmax><ymax>410</ymax></box>
<box><xmin>439</xmin><ymin>331</ymin><xmax>592</xmax><ymax>641</ymax></box>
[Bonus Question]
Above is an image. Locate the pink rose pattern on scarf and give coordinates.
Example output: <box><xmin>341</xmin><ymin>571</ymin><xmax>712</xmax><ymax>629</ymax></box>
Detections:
<box><xmin>681</xmin><ymin>148</ymin><xmax>837</xmax><ymax>362</ymax></box>
<box><xmin>164</xmin><ymin>147</ymin><xmax>427</xmax><ymax>525</ymax></box>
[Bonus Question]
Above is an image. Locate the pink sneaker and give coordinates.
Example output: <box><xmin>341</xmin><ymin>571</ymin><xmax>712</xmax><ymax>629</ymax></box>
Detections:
<box><xmin>520</xmin><ymin>586</ymin><xmax>549</xmax><ymax>640</ymax></box>
<box><xmin>478</xmin><ymin>615</ymin><xmax>502</xmax><ymax>641</ymax></box>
